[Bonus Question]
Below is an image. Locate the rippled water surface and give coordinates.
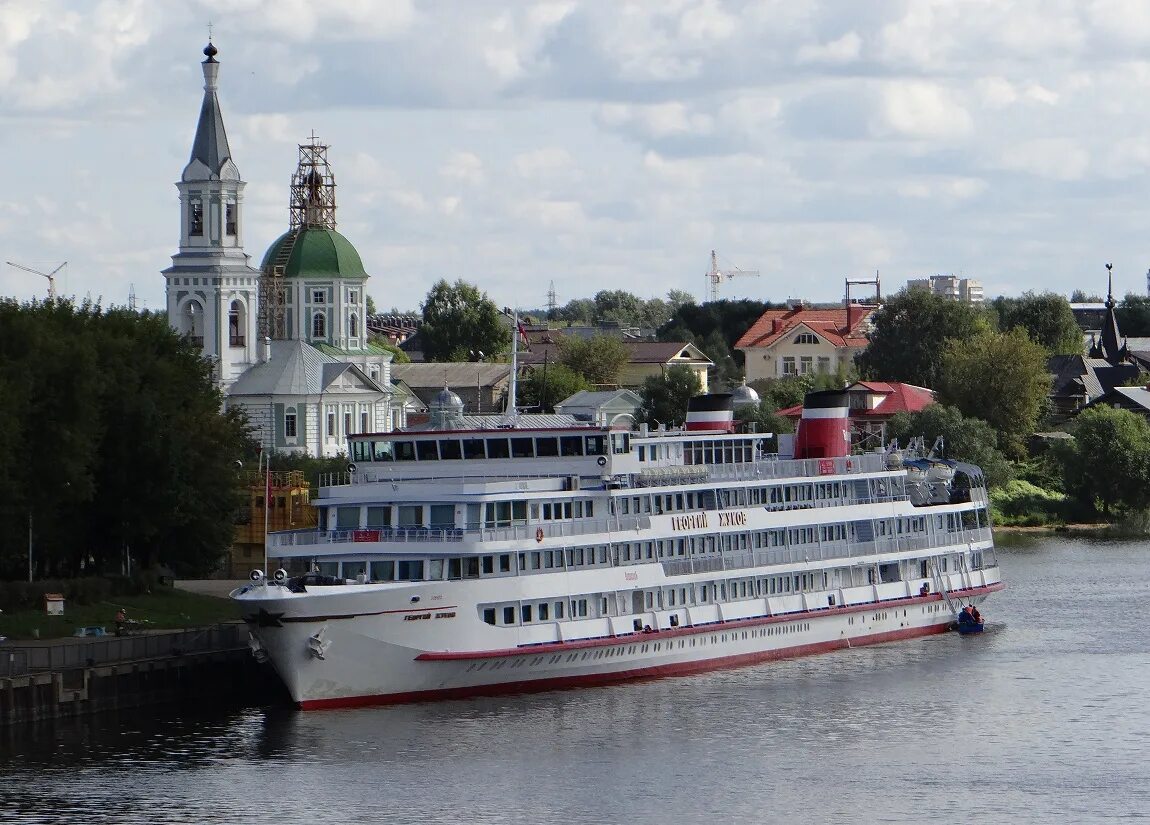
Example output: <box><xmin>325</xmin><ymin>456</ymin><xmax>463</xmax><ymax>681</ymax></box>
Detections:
<box><xmin>3</xmin><ymin>536</ymin><xmax>1148</xmax><ymax>824</ymax></box>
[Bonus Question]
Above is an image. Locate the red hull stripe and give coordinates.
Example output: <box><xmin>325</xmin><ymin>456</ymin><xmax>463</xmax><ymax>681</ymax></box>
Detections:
<box><xmin>415</xmin><ymin>583</ymin><xmax>1003</xmax><ymax>661</ymax></box>
<box><xmin>298</xmin><ymin>623</ymin><xmax>950</xmax><ymax>710</ymax></box>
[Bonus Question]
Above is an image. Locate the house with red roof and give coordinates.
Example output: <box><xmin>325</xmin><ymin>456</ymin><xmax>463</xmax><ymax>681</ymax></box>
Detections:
<box><xmin>777</xmin><ymin>381</ymin><xmax>936</xmax><ymax>450</ymax></box>
<box><xmin>734</xmin><ymin>304</ymin><xmax>877</xmax><ymax>383</ymax></box>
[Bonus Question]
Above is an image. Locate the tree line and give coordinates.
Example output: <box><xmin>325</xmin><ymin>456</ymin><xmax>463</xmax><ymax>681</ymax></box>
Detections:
<box><xmin>0</xmin><ymin>300</ymin><xmax>255</xmax><ymax>580</ymax></box>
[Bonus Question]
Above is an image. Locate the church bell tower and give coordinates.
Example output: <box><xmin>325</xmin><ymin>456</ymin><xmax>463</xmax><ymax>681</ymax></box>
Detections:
<box><xmin>162</xmin><ymin>41</ymin><xmax>261</xmax><ymax>387</ymax></box>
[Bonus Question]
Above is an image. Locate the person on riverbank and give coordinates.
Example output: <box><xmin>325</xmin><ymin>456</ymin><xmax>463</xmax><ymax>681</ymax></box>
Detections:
<box><xmin>115</xmin><ymin>608</ymin><xmax>127</xmax><ymax>636</ymax></box>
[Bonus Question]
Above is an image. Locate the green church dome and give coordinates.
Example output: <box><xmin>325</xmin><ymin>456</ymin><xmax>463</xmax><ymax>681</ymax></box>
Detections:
<box><xmin>260</xmin><ymin>227</ymin><xmax>367</xmax><ymax>279</ymax></box>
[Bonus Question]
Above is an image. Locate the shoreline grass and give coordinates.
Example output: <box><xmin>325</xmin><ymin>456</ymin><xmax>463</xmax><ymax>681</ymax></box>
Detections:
<box><xmin>0</xmin><ymin>589</ymin><xmax>240</xmax><ymax>641</ymax></box>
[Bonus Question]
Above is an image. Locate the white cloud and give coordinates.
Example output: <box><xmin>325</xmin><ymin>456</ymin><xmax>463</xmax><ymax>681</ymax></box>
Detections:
<box><xmin>797</xmin><ymin>31</ymin><xmax>862</xmax><ymax>65</ymax></box>
<box><xmin>994</xmin><ymin>138</ymin><xmax>1091</xmax><ymax>181</ymax></box>
<box><xmin>597</xmin><ymin>102</ymin><xmax>714</xmax><ymax>139</ymax></box>
<box><xmin>872</xmin><ymin>81</ymin><xmax>973</xmax><ymax>140</ymax></box>
<box><xmin>439</xmin><ymin>151</ymin><xmax>485</xmax><ymax>186</ymax></box>
<box><xmin>514</xmin><ymin>147</ymin><xmax>576</xmax><ymax>180</ymax></box>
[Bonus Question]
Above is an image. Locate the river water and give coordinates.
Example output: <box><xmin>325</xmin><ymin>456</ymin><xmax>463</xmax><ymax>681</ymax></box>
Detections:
<box><xmin>2</xmin><ymin>535</ymin><xmax>1148</xmax><ymax>825</ymax></box>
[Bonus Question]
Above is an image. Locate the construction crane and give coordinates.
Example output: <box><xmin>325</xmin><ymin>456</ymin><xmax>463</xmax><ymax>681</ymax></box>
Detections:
<box><xmin>706</xmin><ymin>250</ymin><xmax>758</xmax><ymax>301</ymax></box>
<box><xmin>6</xmin><ymin>261</ymin><xmax>65</xmax><ymax>301</ymax></box>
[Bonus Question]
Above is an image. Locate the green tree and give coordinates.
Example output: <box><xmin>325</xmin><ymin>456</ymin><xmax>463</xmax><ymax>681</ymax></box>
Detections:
<box><xmin>557</xmin><ymin>297</ymin><xmax>595</xmax><ymax>324</ymax></box>
<box><xmin>698</xmin><ymin>329</ymin><xmax>740</xmax><ymax>387</ymax></box>
<box><xmin>1070</xmin><ymin>289</ymin><xmax>1102</xmax><ymax>303</ymax></box>
<box><xmin>993</xmin><ymin>291</ymin><xmax>1083</xmax><ymax>354</ymax></box>
<box><xmin>419</xmin><ymin>279</ymin><xmax>511</xmax><ymax>362</ymax></box>
<box><xmin>0</xmin><ymin>300</ymin><xmax>256</xmax><ymax>579</ymax></box>
<box><xmin>592</xmin><ymin>290</ymin><xmax>644</xmax><ymax>326</ymax></box>
<box><xmin>638</xmin><ymin>364</ymin><xmax>701</xmax><ymax>427</ymax></box>
<box><xmin>657</xmin><ymin>298</ymin><xmax>772</xmax><ymax>379</ymax></box>
<box><xmin>517</xmin><ymin>364</ymin><xmax>589</xmax><ymax>412</ymax></box>
<box><xmin>367</xmin><ymin>337</ymin><xmax>411</xmax><ymax>363</ymax></box>
<box><xmin>886</xmin><ymin>404</ymin><xmax>1013</xmax><ymax>488</ymax></box>
<box><xmin>1057</xmin><ymin>405</ymin><xmax>1150</xmax><ymax>515</ymax></box>
<box><xmin>665</xmin><ymin>289</ymin><xmax>696</xmax><ymax>315</ymax></box>
<box><xmin>735</xmin><ymin>401</ymin><xmax>795</xmax><ymax>436</ymax></box>
<box><xmin>366</xmin><ymin>294</ymin><xmax>377</xmax><ymax>315</ymax></box>
<box><xmin>856</xmin><ymin>288</ymin><xmax>989</xmax><ymax>388</ymax></box>
<box><xmin>938</xmin><ymin>328</ymin><xmax>1051</xmax><ymax>458</ymax></box>
<box><xmin>1116</xmin><ymin>294</ymin><xmax>1150</xmax><ymax>337</ymax></box>
<box><xmin>557</xmin><ymin>335</ymin><xmax>629</xmax><ymax>386</ymax></box>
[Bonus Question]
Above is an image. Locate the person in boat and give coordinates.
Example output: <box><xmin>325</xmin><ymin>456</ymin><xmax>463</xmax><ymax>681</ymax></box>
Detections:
<box><xmin>971</xmin><ymin>605</ymin><xmax>982</xmax><ymax>624</ymax></box>
<box><xmin>959</xmin><ymin>605</ymin><xmax>974</xmax><ymax>625</ymax></box>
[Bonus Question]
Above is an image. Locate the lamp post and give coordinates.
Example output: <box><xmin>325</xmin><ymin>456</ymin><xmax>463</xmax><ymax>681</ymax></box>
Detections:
<box><xmin>28</xmin><ymin>511</ymin><xmax>33</xmax><ymax>583</ymax></box>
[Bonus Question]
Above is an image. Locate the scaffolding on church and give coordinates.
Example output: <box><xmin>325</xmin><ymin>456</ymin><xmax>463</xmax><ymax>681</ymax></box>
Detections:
<box><xmin>258</xmin><ymin>135</ymin><xmax>339</xmax><ymax>340</ymax></box>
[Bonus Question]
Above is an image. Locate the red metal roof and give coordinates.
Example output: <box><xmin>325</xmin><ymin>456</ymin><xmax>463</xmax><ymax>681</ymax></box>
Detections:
<box><xmin>734</xmin><ymin>306</ymin><xmax>877</xmax><ymax>350</ymax></box>
<box><xmin>778</xmin><ymin>382</ymin><xmax>935</xmax><ymax>420</ymax></box>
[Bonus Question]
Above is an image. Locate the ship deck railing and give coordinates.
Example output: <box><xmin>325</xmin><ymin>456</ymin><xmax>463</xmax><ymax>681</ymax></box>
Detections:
<box><xmin>318</xmin><ymin>452</ymin><xmax>898</xmax><ymax>490</ymax></box>
<box><xmin>267</xmin><ymin>523</ymin><xmax>996</xmax><ymax>572</ymax></box>
<box><xmin>267</xmin><ymin>486</ymin><xmax>989</xmax><ymax>549</ymax></box>
<box><xmin>658</xmin><ymin>527</ymin><xmax>995</xmax><ymax>576</ymax></box>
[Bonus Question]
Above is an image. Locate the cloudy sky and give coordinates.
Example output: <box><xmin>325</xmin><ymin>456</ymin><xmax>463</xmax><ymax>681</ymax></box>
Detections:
<box><xmin>3</xmin><ymin>0</ymin><xmax>1150</xmax><ymax>313</ymax></box>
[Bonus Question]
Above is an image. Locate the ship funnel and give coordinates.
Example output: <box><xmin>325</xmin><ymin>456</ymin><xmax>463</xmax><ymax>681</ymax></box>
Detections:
<box><xmin>686</xmin><ymin>393</ymin><xmax>734</xmax><ymax>433</ymax></box>
<box><xmin>794</xmin><ymin>390</ymin><xmax>851</xmax><ymax>458</ymax></box>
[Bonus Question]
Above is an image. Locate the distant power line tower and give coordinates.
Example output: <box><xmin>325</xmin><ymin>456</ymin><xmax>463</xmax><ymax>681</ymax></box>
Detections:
<box><xmin>706</xmin><ymin>249</ymin><xmax>758</xmax><ymax>301</ymax></box>
<box><xmin>546</xmin><ymin>280</ymin><xmax>558</xmax><ymax>317</ymax></box>
<box><xmin>259</xmin><ymin>133</ymin><xmax>338</xmax><ymax>340</ymax></box>
<box><xmin>128</xmin><ymin>283</ymin><xmax>137</xmax><ymax>311</ymax></box>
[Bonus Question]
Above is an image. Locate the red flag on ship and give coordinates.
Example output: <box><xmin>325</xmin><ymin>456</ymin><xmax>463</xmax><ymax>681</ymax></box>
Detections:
<box><xmin>517</xmin><ymin>319</ymin><xmax>530</xmax><ymax>349</ymax></box>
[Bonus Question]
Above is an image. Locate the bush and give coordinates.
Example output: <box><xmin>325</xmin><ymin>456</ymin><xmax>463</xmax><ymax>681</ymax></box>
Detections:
<box><xmin>990</xmin><ymin>479</ymin><xmax>1068</xmax><ymax>526</ymax></box>
<box><xmin>0</xmin><ymin>572</ymin><xmax>170</xmax><ymax>611</ymax></box>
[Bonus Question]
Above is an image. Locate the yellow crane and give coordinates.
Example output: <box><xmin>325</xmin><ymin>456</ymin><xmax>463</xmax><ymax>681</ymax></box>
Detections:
<box><xmin>6</xmin><ymin>260</ymin><xmax>65</xmax><ymax>301</ymax></box>
<box><xmin>706</xmin><ymin>250</ymin><xmax>758</xmax><ymax>301</ymax></box>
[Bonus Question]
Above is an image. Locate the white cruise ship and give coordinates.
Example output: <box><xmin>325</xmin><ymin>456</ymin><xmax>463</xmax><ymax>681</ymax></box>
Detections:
<box><xmin>234</xmin><ymin>389</ymin><xmax>1003</xmax><ymax>709</ymax></box>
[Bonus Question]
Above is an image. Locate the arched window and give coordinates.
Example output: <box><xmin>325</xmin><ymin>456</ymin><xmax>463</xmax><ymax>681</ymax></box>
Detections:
<box><xmin>185</xmin><ymin>300</ymin><xmax>204</xmax><ymax>348</ymax></box>
<box><xmin>229</xmin><ymin>300</ymin><xmax>246</xmax><ymax>347</ymax></box>
<box><xmin>312</xmin><ymin>311</ymin><xmax>326</xmax><ymax>339</ymax></box>
<box><xmin>349</xmin><ymin>313</ymin><xmax>359</xmax><ymax>338</ymax></box>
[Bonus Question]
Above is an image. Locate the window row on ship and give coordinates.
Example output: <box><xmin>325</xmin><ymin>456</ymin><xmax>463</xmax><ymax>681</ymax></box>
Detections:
<box><xmin>322</xmin><ymin>476</ymin><xmax>915</xmax><ymax>532</ymax></box>
<box><xmin>351</xmin><ymin>432</ymin><xmax>627</xmax><ymax>463</ymax></box>
<box><xmin>477</xmin><ymin>557</ymin><xmax>968</xmax><ymax>628</ymax></box>
<box><xmin>348</xmin><ymin>432</ymin><xmax>764</xmax><ymax>465</ymax></box>
<box><xmin>291</xmin><ymin>508</ymin><xmax>990</xmax><ymax>583</ymax></box>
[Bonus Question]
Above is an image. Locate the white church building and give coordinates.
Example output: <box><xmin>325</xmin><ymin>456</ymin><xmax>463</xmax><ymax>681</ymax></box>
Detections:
<box><xmin>162</xmin><ymin>42</ymin><xmax>412</xmax><ymax>456</ymax></box>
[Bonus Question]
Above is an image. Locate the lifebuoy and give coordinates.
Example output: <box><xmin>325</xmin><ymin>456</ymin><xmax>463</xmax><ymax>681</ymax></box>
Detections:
<box><xmin>597</xmin><ymin>456</ymin><xmax>607</xmax><ymax>466</ymax></box>
<box><xmin>535</xmin><ymin>528</ymin><xmax>544</xmax><ymax>543</ymax></box>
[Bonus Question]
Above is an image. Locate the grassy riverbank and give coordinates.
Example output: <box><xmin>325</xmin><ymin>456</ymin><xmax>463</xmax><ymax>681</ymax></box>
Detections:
<box><xmin>0</xmin><ymin>589</ymin><xmax>238</xmax><ymax>641</ymax></box>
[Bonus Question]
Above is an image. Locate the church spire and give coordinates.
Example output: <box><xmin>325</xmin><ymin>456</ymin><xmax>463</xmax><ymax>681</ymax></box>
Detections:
<box><xmin>184</xmin><ymin>41</ymin><xmax>235</xmax><ymax>182</ymax></box>
<box><xmin>1093</xmin><ymin>263</ymin><xmax>1128</xmax><ymax>363</ymax></box>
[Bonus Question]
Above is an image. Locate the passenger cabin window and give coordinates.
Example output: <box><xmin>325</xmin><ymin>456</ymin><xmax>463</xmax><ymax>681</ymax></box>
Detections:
<box><xmin>416</xmin><ymin>440</ymin><xmax>438</xmax><ymax>461</ymax></box>
<box><xmin>440</xmin><ymin>440</ymin><xmax>462</xmax><ymax>460</ymax></box>
<box><xmin>463</xmin><ymin>438</ymin><xmax>486</xmax><ymax>459</ymax></box>
<box><xmin>487</xmin><ymin>438</ymin><xmax>510</xmax><ymax>459</ymax></box>
<box><xmin>536</xmin><ymin>437</ymin><xmax>559</xmax><ymax>457</ymax></box>
<box><xmin>560</xmin><ymin>436</ymin><xmax>584</xmax><ymax>456</ymax></box>
<box><xmin>511</xmin><ymin>437</ymin><xmax>534</xmax><ymax>458</ymax></box>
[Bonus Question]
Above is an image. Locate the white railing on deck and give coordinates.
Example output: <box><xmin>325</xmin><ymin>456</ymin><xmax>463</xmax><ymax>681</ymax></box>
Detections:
<box><xmin>658</xmin><ymin>527</ymin><xmax>994</xmax><ymax>576</ymax></box>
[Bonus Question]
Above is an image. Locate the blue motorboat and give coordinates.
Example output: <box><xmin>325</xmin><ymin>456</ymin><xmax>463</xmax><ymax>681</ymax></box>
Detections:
<box><xmin>953</xmin><ymin>607</ymin><xmax>984</xmax><ymax>634</ymax></box>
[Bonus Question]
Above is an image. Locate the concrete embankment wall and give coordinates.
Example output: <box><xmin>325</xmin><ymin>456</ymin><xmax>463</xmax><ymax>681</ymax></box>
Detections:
<box><xmin>0</xmin><ymin>624</ymin><xmax>287</xmax><ymax>726</ymax></box>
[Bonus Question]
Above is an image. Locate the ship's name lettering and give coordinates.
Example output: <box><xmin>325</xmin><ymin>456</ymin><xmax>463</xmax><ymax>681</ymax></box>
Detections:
<box><xmin>670</xmin><ymin>513</ymin><xmax>709</xmax><ymax>531</ymax></box>
<box><xmin>718</xmin><ymin>511</ymin><xmax>747</xmax><ymax>527</ymax></box>
<box><xmin>404</xmin><ymin>611</ymin><xmax>456</xmax><ymax>621</ymax></box>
